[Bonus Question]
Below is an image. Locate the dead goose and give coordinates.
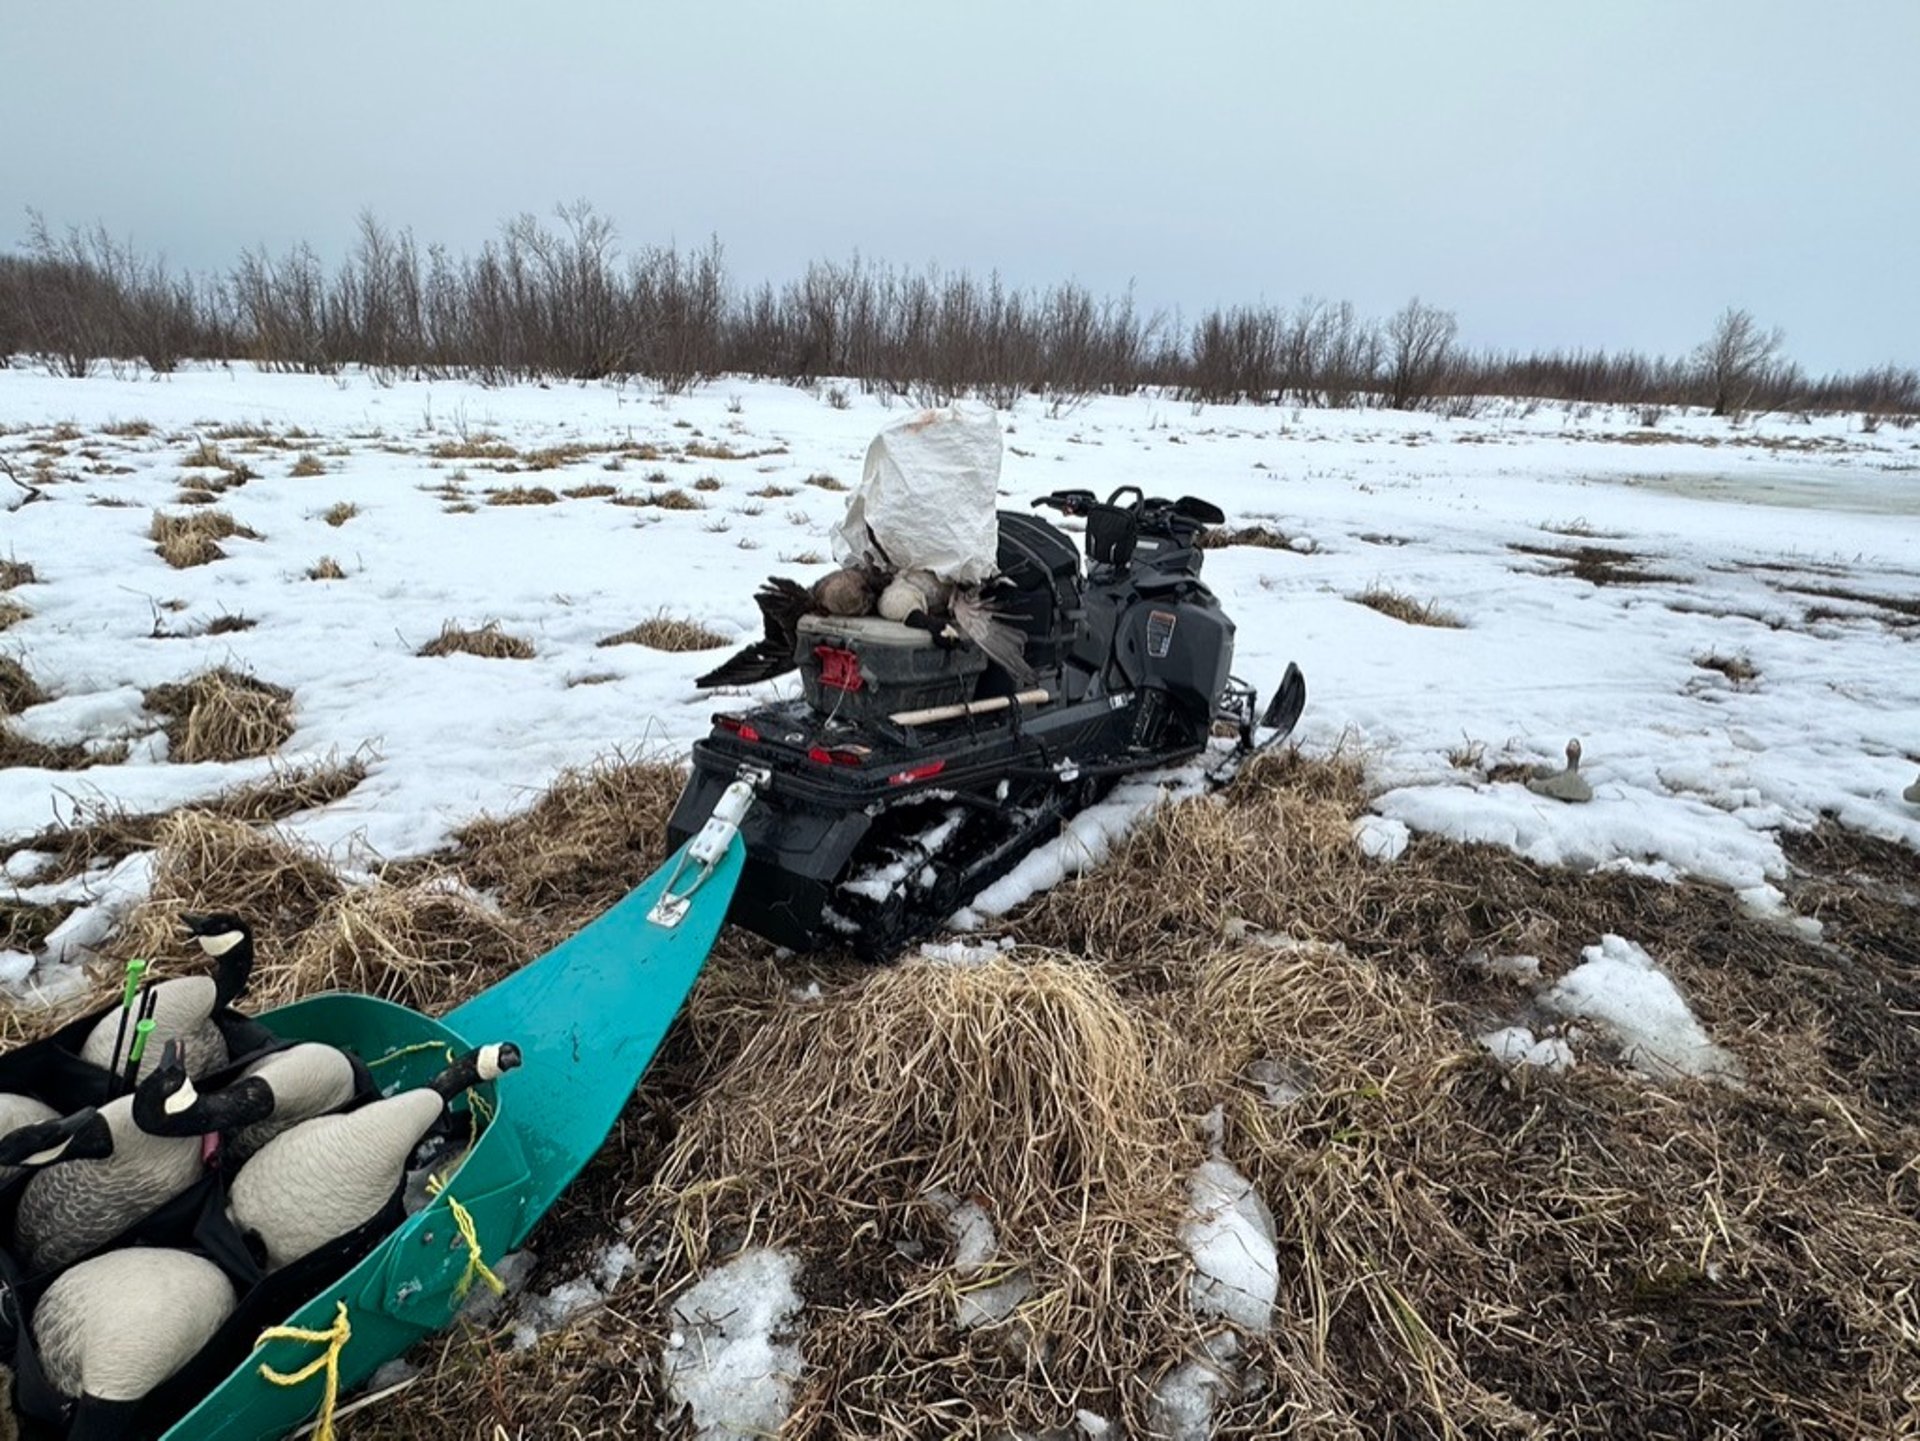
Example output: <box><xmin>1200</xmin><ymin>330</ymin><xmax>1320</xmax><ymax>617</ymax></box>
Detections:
<box><xmin>0</xmin><ymin>1093</ymin><xmax>58</xmax><ymax>1185</ymax></box>
<box><xmin>228</xmin><ymin>1043</ymin><xmax>520</xmax><ymax>1272</ymax></box>
<box><xmin>1525</xmin><ymin>738</ymin><xmax>1594</xmax><ymax>804</ymax></box>
<box><xmin>76</xmin><ymin>913</ymin><xmax>255</xmax><ymax>1079</ymax></box>
<box><xmin>0</xmin><ymin>1047</ymin><xmax>258</xmax><ymax>1273</ymax></box>
<box><xmin>31</xmin><ymin>1246</ymin><xmax>235</xmax><ymax>1440</ymax></box>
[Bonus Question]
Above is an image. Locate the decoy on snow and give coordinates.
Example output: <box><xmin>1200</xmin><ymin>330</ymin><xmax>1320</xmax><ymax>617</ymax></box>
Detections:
<box><xmin>76</xmin><ymin>913</ymin><xmax>256</xmax><ymax>1080</ymax></box>
<box><xmin>227</xmin><ymin>1043</ymin><xmax>520</xmax><ymax>1272</ymax></box>
<box><xmin>31</xmin><ymin>1246</ymin><xmax>236</xmax><ymax>1439</ymax></box>
<box><xmin>1526</xmin><ymin>738</ymin><xmax>1594</xmax><ymax>804</ymax></box>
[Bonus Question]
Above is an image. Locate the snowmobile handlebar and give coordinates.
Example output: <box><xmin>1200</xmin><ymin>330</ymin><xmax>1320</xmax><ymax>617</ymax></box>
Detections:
<box><xmin>1032</xmin><ymin>487</ymin><xmax>1227</xmax><ymax>537</ymax></box>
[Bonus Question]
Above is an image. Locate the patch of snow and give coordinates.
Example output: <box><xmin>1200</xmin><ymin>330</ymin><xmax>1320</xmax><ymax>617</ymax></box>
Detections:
<box><xmin>928</xmin><ymin>1186</ymin><xmax>1033</xmax><ymax>1327</ymax></box>
<box><xmin>0</xmin><ymin>950</ymin><xmax>34</xmax><ymax>986</ymax></box>
<box><xmin>3</xmin><ymin>850</ymin><xmax>54</xmax><ymax>883</ymax></box>
<box><xmin>38</xmin><ymin>851</ymin><xmax>155</xmax><ymax>967</ymax></box>
<box><xmin>664</xmin><ymin>1248</ymin><xmax>804</xmax><ymax>1441</ymax></box>
<box><xmin>1542</xmin><ymin>934</ymin><xmax>1741</xmax><ymax>1083</ymax></box>
<box><xmin>1148</xmin><ymin>1330</ymin><xmax>1241</xmax><ymax>1441</ymax></box>
<box><xmin>8</xmin><ymin>685</ymin><xmax>152</xmax><ymax>747</ymax></box>
<box><xmin>1180</xmin><ymin>1160</ymin><xmax>1277</xmax><ymax>1334</ymax></box>
<box><xmin>1478</xmin><ymin>1025</ymin><xmax>1575</xmax><ymax>1072</ymax></box>
<box><xmin>1246</xmin><ymin>1057</ymin><xmax>1310</xmax><ymax>1107</ymax></box>
<box><xmin>919</xmin><ymin>937</ymin><xmax>1014</xmax><ymax>965</ymax></box>
<box><xmin>1353</xmin><ymin>813</ymin><xmax>1410</xmax><ymax>862</ymax></box>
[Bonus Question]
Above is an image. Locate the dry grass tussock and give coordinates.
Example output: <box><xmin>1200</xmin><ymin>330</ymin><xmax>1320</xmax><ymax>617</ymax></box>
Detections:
<box><xmin>447</xmin><ymin>753</ymin><xmax>685</xmax><ymax>945</ymax></box>
<box><xmin>1</xmin><ymin>597</ymin><xmax>33</xmax><ymax>632</ymax></box>
<box><xmin>306</xmin><ymin>556</ymin><xmax>347</xmax><ymax>581</ymax></box>
<box><xmin>143</xmin><ymin>667</ymin><xmax>294</xmax><ymax>763</ymax></box>
<box><xmin>1349</xmin><ymin>584</ymin><xmax>1465</xmax><ymax>629</ymax></box>
<box><xmin>319</xmin><ymin>500</ymin><xmax>356</xmax><ymax>525</ymax></box>
<box><xmin>148</xmin><ymin>508</ymin><xmax>260</xmax><ymax>568</ymax></box>
<box><xmin>290</xmin><ymin>453</ymin><xmax>327</xmax><ymax>478</ymax></box>
<box><xmin>415</xmin><ymin>622</ymin><xmax>535</xmax><ymax>660</ymax></box>
<box><xmin>485</xmin><ymin>486</ymin><xmax>561</xmax><ymax>506</ymax></box>
<box><xmin>596</xmin><ymin>615</ymin><xmax>728</xmax><ymax>652</ymax></box>
<box><xmin>0</xmin><ymin>656</ymin><xmax>47</xmax><ymax>715</ymax></box>
<box><xmin>0</xmin><ymin>559</ymin><xmax>36</xmax><ymax>590</ymax></box>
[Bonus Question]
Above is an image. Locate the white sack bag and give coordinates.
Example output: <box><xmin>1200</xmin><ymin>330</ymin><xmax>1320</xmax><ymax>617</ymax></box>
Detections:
<box><xmin>831</xmin><ymin>403</ymin><xmax>1003</xmax><ymax>584</ymax></box>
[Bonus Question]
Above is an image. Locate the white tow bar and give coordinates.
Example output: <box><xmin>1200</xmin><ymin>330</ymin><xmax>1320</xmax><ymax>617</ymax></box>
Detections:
<box><xmin>647</xmin><ymin>774</ymin><xmax>761</xmax><ymax>929</ymax></box>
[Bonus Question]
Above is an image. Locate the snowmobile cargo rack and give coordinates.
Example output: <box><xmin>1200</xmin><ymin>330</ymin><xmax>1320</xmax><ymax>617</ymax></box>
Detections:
<box><xmin>0</xmin><ymin>804</ymin><xmax>752</xmax><ymax>1441</ymax></box>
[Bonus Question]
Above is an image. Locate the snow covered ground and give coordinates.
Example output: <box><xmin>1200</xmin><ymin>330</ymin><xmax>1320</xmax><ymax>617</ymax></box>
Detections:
<box><xmin>3</xmin><ymin>363</ymin><xmax>1914</xmax><ymax>911</ymax></box>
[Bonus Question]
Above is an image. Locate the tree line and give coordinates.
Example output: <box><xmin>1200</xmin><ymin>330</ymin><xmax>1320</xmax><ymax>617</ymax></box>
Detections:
<box><xmin>2</xmin><ymin>205</ymin><xmax>1914</xmax><ymax>419</ymax></box>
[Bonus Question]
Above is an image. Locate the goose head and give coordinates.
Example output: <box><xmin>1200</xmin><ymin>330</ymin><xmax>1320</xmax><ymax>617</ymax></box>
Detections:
<box><xmin>0</xmin><ymin>1108</ymin><xmax>113</xmax><ymax>1169</ymax></box>
<box><xmin>131</xmin><ymin>1041</ymin><xmax>274</xmax><ymax>1137</ymax></box>
<box><xmin>426</xmin><ymin>1042</ymin><xmax>523</xmax><ymax>1102</ymax></box>
<box><xmin>181</xmin><ymin>911</ymin><xmax>256</xmax><ymax>1006</ymax></box>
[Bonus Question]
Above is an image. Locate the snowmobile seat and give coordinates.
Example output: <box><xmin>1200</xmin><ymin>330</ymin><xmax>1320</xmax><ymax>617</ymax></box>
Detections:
<box><xmin>796</xmin><ymin>612</ymin><xmax>987</xmax><ymax>723</ymax></box>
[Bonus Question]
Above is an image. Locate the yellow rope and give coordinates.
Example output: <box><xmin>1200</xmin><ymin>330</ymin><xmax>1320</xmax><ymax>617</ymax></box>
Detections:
<box><xmin>365</xmin><ymin>1040</ymin><xmax>455</xmax><ymax>1070</ymax></box>
<box><xmin>466</xmin><ymin>1084</ymin><xmax>496</xmax><ymax>1130</ymax></box>
<box><xmin>254</xmin><ymin>1299</ymin><xmax>351</xmax><ymax>1441</ymax></box>
<box><xmin>426</xmin><ymin>1175</ymin><xmax>506</xmax><ymax>1301</ymax></box>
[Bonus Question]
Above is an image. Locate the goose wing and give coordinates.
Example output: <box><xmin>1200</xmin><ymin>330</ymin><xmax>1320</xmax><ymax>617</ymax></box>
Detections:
<box><xmin>950</xmin><ymin>587</ymin><xmax>1036</xmax><ymax>687</ymax></box>
<box><xmin>695</xmin><ymin>577</ymin><xmax>813</xmax><ymax>689</ymax></box>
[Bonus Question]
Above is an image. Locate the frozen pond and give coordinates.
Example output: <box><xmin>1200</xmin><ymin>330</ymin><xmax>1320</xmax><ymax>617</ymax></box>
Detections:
<box><xmin>1609</xmin><ymin>465</ymin><xmax>1920</xmax><ymax>516</ymax></box>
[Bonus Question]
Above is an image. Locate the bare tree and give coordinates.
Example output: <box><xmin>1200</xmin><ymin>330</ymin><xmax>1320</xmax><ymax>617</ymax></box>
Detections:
<box><xmin>1694</xmin><ymin>307</ymin><xmax>1784</xmax><ymax>417</ymax></box>
<box><xmin>1383</xmin><ymin>297</ymin><xmax>1457</xmax><ymax>410</ymax></box>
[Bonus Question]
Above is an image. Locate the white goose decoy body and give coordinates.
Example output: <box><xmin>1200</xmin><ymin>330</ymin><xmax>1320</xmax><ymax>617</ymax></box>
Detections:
<box><xmin>0</xmin><ymin>1046</ymin><xmax>258</xmax><ymax>1273</ymax></box>
<box><xmin>76</xmin><ymin>912</ymin><xmax>255</xmax><ymax>1080</ymax></box>
<box><xmin>228</xmin><ymin>1043</ymin><xmax>520</xmax><ymax>1272</ymax></box>
<box><xmin>32</xmin><ymin>1245</ymin><xmax>236</xmax><ymax>1439</ymax></box>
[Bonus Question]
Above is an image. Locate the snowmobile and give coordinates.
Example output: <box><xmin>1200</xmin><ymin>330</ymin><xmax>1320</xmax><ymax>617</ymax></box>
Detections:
<box><xmin>666</xmin><ymin>486</ymin><xmax>1308</xmax><ymax>962</ymax></box>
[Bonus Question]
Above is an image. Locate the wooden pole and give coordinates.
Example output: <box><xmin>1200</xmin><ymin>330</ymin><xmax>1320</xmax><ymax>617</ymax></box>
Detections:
<box><xmin>889</xmin><ymin>689</ymin><xmax>1052</xmax><ymax>727</ymax></box>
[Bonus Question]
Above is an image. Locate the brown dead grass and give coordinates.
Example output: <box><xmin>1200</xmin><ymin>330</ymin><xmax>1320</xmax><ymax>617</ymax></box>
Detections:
<box><xmin>805</xmin><ymin>472</ymin><xmax>848</xmax><ymax>491</ymax></box>
<box><xmin>431</xmin><ymin>437</ymin><xmax>518</xmax><ymax>462</ymax></box>
<box><xmin>486</xmin><ymin>486</ymin><xmax>562</xmax><ymax>507</ymax></box>
<box><xmin>561</xmin><ymin>483</ymin><xmax>619</xmax><ymax>500</ymax></box>
<box><xmin>320</xmin><ymin>500</ymin><xmax>357</xmax><ymax>526</ymax></box>
<box><xmin>148</xmin><ymin>508</ymin><xmax>260</xmax><ymax>569</ymax></box>
<box><xmin>416</xmin><ymin>622</ymin><xmax>536</xmax><ymax>660</ymax></box>
<box><xmin>447</xmin><ymin>753</ymin><xmax>684</xmax><ymax>945</ymax></box>
<box><xmin>645</xmin><ymin>487</ymin><xmax>703</xmax><ymax>511</ymax></box>
<box><xmin>290</xmin><ymin>453</ymin><xmax>328</xmax><ymax>478</ymax></box>
<box><xmin>306</xmin><ymin>557</ymin><xmax>347</xmax><ymax>581</ymax></box>
<box><xmin>2</xmin><ymin>753</ymin><xmax>369</xmax><ymax>885</ymax></box>
<box><xmin>0</xmin><ymin>597</ymin><xmax>27</xmax><ymax>632</ymax></box>
<box><xmin>595</xmin><ymin>616</ymin><xmax>728</xmax><ymax>652</ymax></box>
<box><xmin>0</xmin><ymin>559</ymin><xmax>36</xmax><ymax>590</ymax></box>
<box><xmin>1350</xmin><ymin>585</ymin><xmax>1465</xmax><ymax>628</ymax></box>
<box><xmin>143</xmin><ymin>667</ymin><xmax>295</xmax><ymax>763</ymax></box>
<box><xmin>0</xmin><ymin>656</ymin><xmax>47</xmax><ymax>715</ymax></box>
<box><xmin>1694</xmin><ymin>653</ymin><xmax>1759</xmax><ymax>684</ymax></box>
<box><xmin>1198</xmin><ymin>524</ymin><xmax>1302</xmax><ymax>551</ymax></box>
<box><xmin>1510</xmin><ymin>541</ymin><xmax>1685</xmax><ymax>587</ymax></box>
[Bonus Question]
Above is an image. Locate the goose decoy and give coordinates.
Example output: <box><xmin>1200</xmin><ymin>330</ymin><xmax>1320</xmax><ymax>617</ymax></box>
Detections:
<box><xmin>0</xmin><ymin>1093</ymin><xmax>58</xmax><ymax>1185</ymax></box>
<box><xmin>0</xmin><ymin>1045</ymin><xmax>255</xmax><ymax>1273</ymax></box>
<box><xmin>31</xmin><ymin>1246</ymin><xmax>235</xmax><ymax>1440</ymax></box>
<box><xmin>1526</xmin><ymin>738</ymin><xmax>1594</xmax><ymax>804</ymax></box>
<box><xmin>226</xmin><ymin>1042</ymin><xmax>359</xmax><ymax>1162</ymax></box>
<box><xmin>76</xmin><ymin>913</ymin><xmax>256</xmax><ymax>1080</ymax></box>
<box><xmin>227</xmin><ymin>1043</ymin><xmax>520</xmax><ymax>1272</ymax></box>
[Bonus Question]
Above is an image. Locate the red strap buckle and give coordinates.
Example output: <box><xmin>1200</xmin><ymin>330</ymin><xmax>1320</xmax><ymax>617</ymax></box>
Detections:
<box><xmin>813</xmin><ymin>645</ymin><xmax>864</xmax><ymax>692</ymax></box>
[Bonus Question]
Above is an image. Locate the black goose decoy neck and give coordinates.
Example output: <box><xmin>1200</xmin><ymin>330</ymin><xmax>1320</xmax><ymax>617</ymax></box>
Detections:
<box><xmin>131</xmin><ymin>1040</ymin><xmax>273</xmax><ymax>1137</ymax></box>
<box><xmin>0</xmin><ymin>1108</ymin><xmax>113</xmax><ymax>1169</ymax></box>
<box><xmin>426</xmin><ymin>1043</ymin><xmax>523</xmax><ymax>1101</ymax></box>
<box><xmin>180</xmin><ymin>911</ymin><xmax>256</xmax><ymax>1006</ymax></box>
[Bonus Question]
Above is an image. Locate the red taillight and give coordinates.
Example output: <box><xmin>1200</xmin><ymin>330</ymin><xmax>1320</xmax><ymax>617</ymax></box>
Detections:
<box><xmin>715</xmin><ymin>714</ymin><xmax>761</xmax><ymax>743</ymax></box>
<box><xmin>807</xmin><ymin>745</ymin><xmax>868</xmax><ymax>767</ymax></box>
<box><xmin>887</xmin><ymin>758</ymin><xmax>946</xmax><ymax>785</ymax></box>
<box><xmin>813</xmin><ymin>645</ymin><xmax>864</xmax><ymax>692</ymax></box>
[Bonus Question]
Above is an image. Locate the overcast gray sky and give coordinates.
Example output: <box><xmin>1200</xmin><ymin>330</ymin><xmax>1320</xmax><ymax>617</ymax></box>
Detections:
<box><xmin>3</xmin><ymin>1</ymin><xmax>1913</xmax><ymax>373</ymax></box>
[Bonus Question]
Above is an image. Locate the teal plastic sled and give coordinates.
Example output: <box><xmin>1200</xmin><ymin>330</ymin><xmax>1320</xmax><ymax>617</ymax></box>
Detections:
<box><xmin>156</xmin><ymin>821</ymin><xmax>747</xmax><ymax>1441</ymax></box>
